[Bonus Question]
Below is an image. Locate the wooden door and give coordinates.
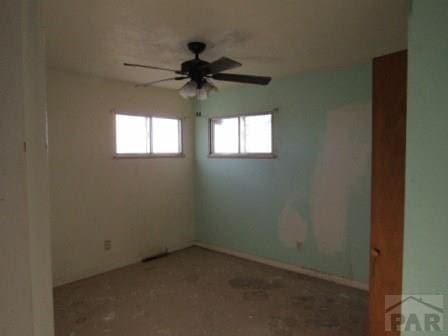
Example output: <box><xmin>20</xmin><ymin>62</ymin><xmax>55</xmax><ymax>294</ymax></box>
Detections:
<box><xmin>369</xmin><ymin>50</ymin><xmax>407</xmax><ymax>336</ymax></box>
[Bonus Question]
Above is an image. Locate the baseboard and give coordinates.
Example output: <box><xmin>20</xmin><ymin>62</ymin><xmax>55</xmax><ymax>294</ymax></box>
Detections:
<box><xmin>167</xmin><ymin>240</ymin><xmax>195</xmax><ymax>254</ymax></box>
<box><xmin>54</xmin><ymin>241</ymin><xmax>195</xmax><ymax>287</ymax></box>
<box><xmin>53</xmin><ymin>255</ymin><xmax>141</xmax><ymax>287</ymax></box>
<box><xmin>194</xmin><ymin>241</ymin><xmax>369</xmax><ymax>291</ymax></box>
<box><xmin>54</xmin><ymin>241</ymin><xmax>368</xmax><ymax>291</ymax></box>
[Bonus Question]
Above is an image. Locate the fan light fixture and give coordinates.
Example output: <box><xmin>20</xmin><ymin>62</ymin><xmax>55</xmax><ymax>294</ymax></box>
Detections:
<box><xmin>179</xmin><ymin>80</ymin><xmax>218</xmax><ymax>100</ymax></box>
<box><xmin>124</xmin><ymin>41</ymin><xmax>271</xmax><ymax>101</ymax></box>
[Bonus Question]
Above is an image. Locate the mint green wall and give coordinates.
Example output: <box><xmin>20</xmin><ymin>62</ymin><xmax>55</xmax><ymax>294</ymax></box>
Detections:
<box><xmin>195</xmin><ymin>64</ymin><xmax>372</xmax><ymax>284</ymax></box>
<box><xmin>403</xmin><ymin>1</ymin><xmax>448</xmax><ymax>334</ymax></box>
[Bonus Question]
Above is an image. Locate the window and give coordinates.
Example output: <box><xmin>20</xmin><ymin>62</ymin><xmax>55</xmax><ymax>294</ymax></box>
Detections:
<box><xmin>115</xmin><ymin>114</ymin><xmax>182</xmax><ymax>157</ymax></box>
<box><xmin>115</xmin><ymin>115</ymin><xmax>149</xmax><ymax>154</ymax></box>
<box><xmin>151</xmin><ymin>117</ymin><xmax>181</xmax><ymax>154</ymax></box>
<box><xmin>210</xmin><ymin>113</ymin><xmax>274</xmax><ymax>157</ymax></box>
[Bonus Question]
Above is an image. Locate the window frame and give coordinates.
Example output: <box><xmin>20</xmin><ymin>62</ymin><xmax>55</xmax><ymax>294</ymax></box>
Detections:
<box><xmin>208</xmin><ymin>110</ymin><xmax>277</xmax><ymax>159</ymax></box>
<box><xmin>113</xmin><ymin>111</ymin><xmax>184</xmax><ymax>159</ymax></box>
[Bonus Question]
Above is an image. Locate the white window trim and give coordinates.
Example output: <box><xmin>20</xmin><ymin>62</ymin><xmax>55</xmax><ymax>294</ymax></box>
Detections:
<box><xmin>208</xmin><ymin>110</ymin><xmax>278</xmax><ymax>159</ymax></box>
<box><xmin>112</xmin><ymin>111</ymin><xmax>184</xmax><ymax>159</ymax></box>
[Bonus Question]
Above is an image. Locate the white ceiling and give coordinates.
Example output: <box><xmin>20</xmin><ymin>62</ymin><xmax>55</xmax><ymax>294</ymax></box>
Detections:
<box><xmin>45</xmin><ymin>0</ymin><xmax>408</xmax><ymax>88</ymax></box>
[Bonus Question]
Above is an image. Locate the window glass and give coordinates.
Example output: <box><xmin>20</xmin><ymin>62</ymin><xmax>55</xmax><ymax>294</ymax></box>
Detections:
<box><xmin>240</xmin><ymin>114</ymin><xmax>272</xmax><ymax>153</ymax></box>
<box><xmin>115</xmin><ymin>114</ymin><xmax>182</xmax><ymax>156</ymax></box>
<box><xmin>115</xmin><ymin>114</ymin><xmax>149</xmax><ymax>154</ymax></box>
<box><xmin>210</xmin><ymin>113</ymin><xmax>274</xmax><ymax>156</ymax></box>
<box><xmin>212</xmin><ymin>117</ymin><xmax>239</xmax><ymax>154</ymax></box>
<box><xmin>152</xmin><ymin>117</ymin><xmax>181</xmax><ymax>154</ymax></box>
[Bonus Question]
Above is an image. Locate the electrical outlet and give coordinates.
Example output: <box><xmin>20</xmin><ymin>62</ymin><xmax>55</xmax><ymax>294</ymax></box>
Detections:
<box><xmin>104</xmin><ymin>240</ymin><xmax>111</xmax><ymax>251</ymax></box>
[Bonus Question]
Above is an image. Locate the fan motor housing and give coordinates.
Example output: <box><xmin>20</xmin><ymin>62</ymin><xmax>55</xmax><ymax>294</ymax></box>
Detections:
<box><xmin>181</xmin><ymin>59</ymin><xmax>208</xmax><ymax>74</ymax></box>
<box><xmin>181</xmin><ymin>59</ymin><xmax>209</xmax><ymax>88</ymax></box>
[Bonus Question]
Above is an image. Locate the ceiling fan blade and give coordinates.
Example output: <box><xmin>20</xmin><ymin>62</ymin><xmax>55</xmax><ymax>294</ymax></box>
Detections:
<box><xmin>135</xmin><ymin>77</ymin><xmax>188</xmax><ymax>88</ymax></box>
<box><xmin>201</xmin><ymin>57</ymin><xmax>242</xmax><ymax>75</ymax></box>
<box><xmin>124</xmin><ymin>62</ymin><xmax>181</xmax><ymax>74</ymax></box>
<box><xmin>212</xmin><ymin>73</ymin><xmax>271</xmax><ymax>85</ymax></box>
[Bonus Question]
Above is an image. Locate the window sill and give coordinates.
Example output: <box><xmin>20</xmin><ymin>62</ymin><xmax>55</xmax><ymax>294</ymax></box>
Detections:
<box><xmin>208</xmin><ymin>153</ymin><xmax>277</xmax><ymax>159</ymax></box>
<box><xmin>114</xmin><ymin>153</ymin><xmax>185</xmax><ymax>159</ymax></box>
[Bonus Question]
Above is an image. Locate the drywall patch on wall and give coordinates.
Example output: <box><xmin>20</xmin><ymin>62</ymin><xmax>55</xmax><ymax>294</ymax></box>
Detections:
<box><xmin>196</xmin><ymin>63</ymin><xmax>372</xmax><ymax>283</ymax></box>
<box><xmin>311</xmin><ymin>104</ymin><xmax>371</xmax><ymax>255</ymax></box>
<box><xmin>277</xmin><ymin>104</ymin><xmax>371</xmax><ymax>255</ymax></box>
<box><xmin>278</xmin><ymin>202</ymin><xmax>308</xmax><ymax>248</ymax></box>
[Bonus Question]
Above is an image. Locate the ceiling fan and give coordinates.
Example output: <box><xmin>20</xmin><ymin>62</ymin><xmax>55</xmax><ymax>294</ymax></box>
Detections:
<box><xmin>124</xmin><ymin>41</ymin><xmax>272</xmax><ymax>100</ymax></box>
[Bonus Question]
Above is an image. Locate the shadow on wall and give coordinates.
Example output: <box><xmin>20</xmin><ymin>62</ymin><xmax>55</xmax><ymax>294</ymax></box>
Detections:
<box><xmin>279</xmin><ymin>103</ymin><xmax>371</xmax><ymax>255</ymax></box>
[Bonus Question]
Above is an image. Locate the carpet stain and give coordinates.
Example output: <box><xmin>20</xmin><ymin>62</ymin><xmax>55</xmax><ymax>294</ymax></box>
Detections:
<box><xmin>269</xmin><ymin>314</ymin><xmax>298</xmax><ymax>336</ymax></box>
<box><xmin>228</xmin><ymin>276</ymin><xmax>284</xmax><ymax>290</ymax></box>
<box><xmin>75</xmin><ymin>317</ymin><xmax>87</xmax><ymax>324</ymax></box>
<box><xmin>291</xmin><ymin>295</ymin><xmax>314</xmax><ymax>304</ymax></box>
<box><xmin>103</xmin><ymin>312</ymin><xmax>116</xmax><ymax>322</ymax></box>
<box><xmin>184</xmin><ymin>273</ymin><xmax>199</xmax><ymax>283</ymax></box>
<box><xmin>243</xmin><ymin>290</ymin><xmax>269</xmax><ymax>301</ymax></box>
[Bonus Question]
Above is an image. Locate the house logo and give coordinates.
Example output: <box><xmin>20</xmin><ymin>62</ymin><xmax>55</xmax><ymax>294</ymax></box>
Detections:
<box><xmin>385</xmin><ymin>295</ymin><xmax>444</xmax><ymax>332</ymax></box>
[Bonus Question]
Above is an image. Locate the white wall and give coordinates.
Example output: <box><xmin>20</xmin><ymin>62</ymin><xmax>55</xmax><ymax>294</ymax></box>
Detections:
<box><xmin>47</xmin><ymin>70</ymin><xmax>195</xmax><ymax>286</ymax></box>
<box><xmin>0</xmin><ymin>0</ymin><xmax>54</xmax><ymax>335</ymax></box>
